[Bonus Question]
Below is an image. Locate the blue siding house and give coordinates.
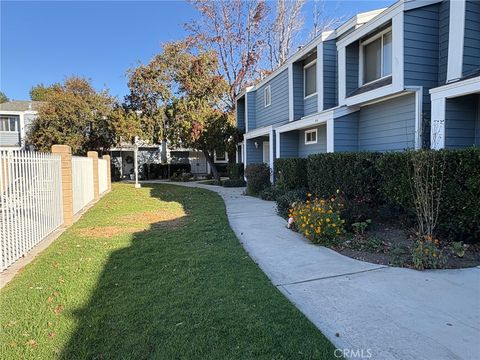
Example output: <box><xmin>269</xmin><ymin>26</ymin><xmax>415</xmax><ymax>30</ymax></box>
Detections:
<box><xmin>235</xmin><ymin>0</ymin><xmax>480</xmax><ymax>180</ymax></box>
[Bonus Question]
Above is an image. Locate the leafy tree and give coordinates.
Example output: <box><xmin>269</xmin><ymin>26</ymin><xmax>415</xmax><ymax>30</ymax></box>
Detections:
<box><xmin>126</xmin><ymin>55</ymin><xmax>173</xmax><ymax>145</ymax></box>
<box><xmin>29</xmin><ymin>83</ymin><xmax>59</xmax><ymax>101</ymax></box>
<box><xmin>163</xmin><ymin>41</ymin><xmax>241</xmax><ymax>180</ymax></box>
<box><xmin>0</xmin><ymin>91</ymin><xmax>8</xmax><ymax>103</ymax></box>
<box><xmin>28</xmin><ymin>76</ymin><xmax>132</xmax><ymax>154</ymax></box>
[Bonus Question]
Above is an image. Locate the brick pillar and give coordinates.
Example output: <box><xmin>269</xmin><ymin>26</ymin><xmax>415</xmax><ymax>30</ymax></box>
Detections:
<box><xmin>51</xmin><ymin>145</ymin><xmax>73</xmax><ymax>226</ymax></box>
<box><xmin>87</xmin><ymin>151</ymin><xmax>99</xmax><ymax>201</ymax></box>
<box><xmin>103</xmin><ymin>154</ymin><xmax>112</xmax><ymax>191</ymax></box>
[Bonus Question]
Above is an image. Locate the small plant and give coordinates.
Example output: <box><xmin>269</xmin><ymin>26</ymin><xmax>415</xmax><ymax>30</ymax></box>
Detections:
<box><xmin>451</xmin><ymin>241</ymin><xmax>465</xmax><ymax>258</ymax></box>
<box><xmin>411</xmin><ymin>236</ymin><xmax>446</xmax><ymax>270</ymax></box>
<box><xmin>289</xmin><ymin>195</ymin><xmax>346</xmax><ymax>245</ymax></box>
<box><xmin>276</xmin><ymin>188</ymin><xmax>308</xmax><ymax>218</ymax></box>
<box><xmin>351</xmin><ymin>219</ymin><xmax>372</xmax><ymax>236</ymax></box>
<box><xmin>390</xmin><ymin>244</ymin><xmax>410</xmax><ymax>267</ymax></box>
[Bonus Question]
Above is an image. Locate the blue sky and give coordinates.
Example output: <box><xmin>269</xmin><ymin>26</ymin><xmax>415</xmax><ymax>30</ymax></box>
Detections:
<box><xmin>1</xmin><ymin>0</ymin><xmax>394</xmax><ymax>101</ymax></box>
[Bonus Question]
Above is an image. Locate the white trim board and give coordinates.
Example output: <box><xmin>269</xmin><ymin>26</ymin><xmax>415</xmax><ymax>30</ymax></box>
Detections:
<box><xmin>430</xmin><ymin>76</ymin><xmax>480</xmax><ymax>100</ymax></box>
<box><xmin>447</xmin><ymin>0</ymin><xmax>466</xmax><ymax>82</ymax></box>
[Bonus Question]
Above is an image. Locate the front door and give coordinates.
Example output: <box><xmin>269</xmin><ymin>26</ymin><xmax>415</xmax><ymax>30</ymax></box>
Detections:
<box><xmin>262</xmin><ymin>141</ymin><xmax>270</xmax><ymax>164</ymax></box>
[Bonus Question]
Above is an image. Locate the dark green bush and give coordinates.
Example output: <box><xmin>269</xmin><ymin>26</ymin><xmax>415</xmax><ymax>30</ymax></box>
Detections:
<box><xmin>214</xmin><ymin>163</ymin><xmax>229</xmax><ymax>177</ymax></box>
<box><xmin>227</xmin><ymin>163</ymin><xmax>244</xmax><ymax>180</ymax></box>
<box><xmin>307</xmin><ymin>152</ymin><xmax>382</xmax><ymax>202</ymax></box>
<box><xmin>222</xmin><ymin>179</ymin><xmax>246</xmax><ymax>187</ymax></box>
<box><xmin>305</xmin><ymin>149</ymin><xmax>480</xmax><ymax>243</ymax></box>
<box><xmin>275</xmin><ymin>158</ymin><xmax>307</xmax><ymax>190</ymax></box>
<box><xmin>245</xmin><ymin>163</ymin><xmax>271</xmax><ymax>195</ymax></box>
<box><xmin>143</xmin><ymin>163</ymin><xmax>191</xmax><ymax>179</ymax></box>
<box><xmin>259</xmin><ymin>186</ymin><xmax>285</xmax><ymax>201</ymax></box>
<box><xmin>276</xmin><ymin>188</ymin><xmax>308</xmax><ymax>218</ymax></box>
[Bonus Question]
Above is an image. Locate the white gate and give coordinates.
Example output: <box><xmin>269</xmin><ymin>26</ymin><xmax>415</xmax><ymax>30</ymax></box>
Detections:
<box><xmin>0</xmin><ymin>151</ymin><xmax>63</xmax><ymax>271</ymax></box>
<box><xmin>98</xmin><ymin>158</ymin><xmax>108</xmax><ymax>195</ymax></box>
<box><xmin>72</xmin><ymin>156</ymin><xmax>94</xmax><ymax>214</ymax></box>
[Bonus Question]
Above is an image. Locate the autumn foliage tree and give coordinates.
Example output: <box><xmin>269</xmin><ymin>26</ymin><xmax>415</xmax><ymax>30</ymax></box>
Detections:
<box><xmin>28</xmin><ymin>76</ymin><xmax>133</xmax><ymax>154</ymax></box>
<box><xmin>163</xmin><ymin>42</ymin><xmax>241</xmax><ymax>180</ymax></box>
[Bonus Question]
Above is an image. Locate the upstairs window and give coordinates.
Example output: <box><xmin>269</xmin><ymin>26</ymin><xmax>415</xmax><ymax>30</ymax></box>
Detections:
<box><xmin>0</xmin><ymin>115</ymin><xmax>19</xmax><ymax>132</ymax></box>
<box><xmin>264</xmin><ymin>85</ymin><xmax>271</xmax><ymax>107</ymax></box>
<box><xmin>362</xmin><ymin>30</ymin><xmax>392</xmax><ymax>85</ymax></box>
<box><xmin>214</xmin><ymin>151</ymin><xmax>228</xmax><ymax>163</ymax></box>
<box><xmin>304</xmin><ymin>61</ymin><xmax>317</xmax><ymax>98</ymax></box>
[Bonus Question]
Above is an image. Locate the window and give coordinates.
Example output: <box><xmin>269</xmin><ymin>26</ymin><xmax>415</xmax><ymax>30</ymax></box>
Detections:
<box><xmin>0</xmin><ymin>115</ymin><xmax>19</xmax><ymax>132</ymax></box>
<box><xmin>304</xmin><ymin>61</ymin><xmax>317</xmax><ymax>98</ymax></box>
<box><xmin>305</xmin><ymin>129</ymin><xmax>317</xmax><ymax>144</ymax></box>
<box><xmin>362</xmin><ymin>30</ymin><xmax>392</xmax><ymax>85</ymax></box>
<box><xmin>264</xmin><ymin>85</ymin><xmax>271</xmax><ymax>107</ymax></box>
<box><xmin>214</xmin><ymin>151</ymin><xmax>228</xmax><ymax>163</ymax></box>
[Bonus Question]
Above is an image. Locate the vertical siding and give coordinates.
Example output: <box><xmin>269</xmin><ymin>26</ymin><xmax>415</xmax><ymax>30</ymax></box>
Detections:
<box><xmin>463</xmin><ymin>0</ymin><xmax>480</xmax><ymax>76</ymax></box>
<box><xmin>445</xmin><ymin>95</ymin><xmax>479</xmax><ymax>148</ymax></box>
<box><xmin>298</xmin><ymin>125</ymin><xmax>327</xmax><ymax>158</ymax></box>
<box><xmin>247</xmin><ymin>92</ymin><xmax>256</xmax><ymax>130</ymax></box>
<box><xmin>255</xmin><ymin>69</ymin><xmax>289</xmax><ymax>128</ymax></box>
<box><xmin>236</xmin><ymin>98</ymin><xmax>245</xmax><ymax>132</ymax></box>
<box><xmin>358</xmin><ymin>94</ymin><xmax>416</xmax><ymax>151</ymax></box>
<box><xmin>304</xmin><ymin>95</ymin><xmax>318</xmax><ymax>116</ymax></box>
<box><xmin>345</xmin><ymin>41</ymin><xmax>359</xmax><ymax>96</ymax></box>
<box><xmin>293</xmin><ymin>62</ymin><xmax>304</xmax><ymax>120</ymax></box>
<box><xmin>279</xmin><ymin>131</ymin><xmax>299</xmax><ymax>158</ymax></box>
<box><xmin>323</xmin><ymin>39</ymin><xmax>337</xmax><ymax>110</ymax></box>
<box><xmin>437</xmin><ymin>0</ymin><xmax>449</xmax><ymax>85</ymax></box>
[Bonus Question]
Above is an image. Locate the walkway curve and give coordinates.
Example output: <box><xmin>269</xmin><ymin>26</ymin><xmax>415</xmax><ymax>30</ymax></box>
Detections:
<box><xmin>148</xmin><ymin>181</ymin><xmax>480</xmax><ymax>360</ymax></box>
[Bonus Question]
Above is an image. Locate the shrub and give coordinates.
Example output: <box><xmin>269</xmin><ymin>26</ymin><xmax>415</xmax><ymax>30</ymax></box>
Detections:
<box><xmin>259</xmin><ymin>186</ymin><xmax>284</xmax><ymax>201</ymax></box>
<box><xmin>170</xmin><ymin>171</ymin><xmax>193</xmax><ymax>182</ymax></box>
<box><xmin>307</xmin><ymin>152</ymin><xmax>382</xmax><ymax>202</ymax></box>
<box><xmin>227</xmin><ymin>163</ymin><xmax>244</xmax><ymax>180</ymax></box>
<box><xmin>289</xmin><ymin>195</ymin><xmax>346</xmax><ymax>245</ymax></box>
<box><xmin>214</xmin><ymin>163</ymin><xmax>229</xmax><ymax>177</ymax></box>
<box><xmin>245</xmin><ymin>163</ymin><xmax>271</xmax><ymax>195</ymax></box>
<box><xmin>411</xmin><ymin>236</ymin><xmax>446</xmax><ymax>270</ymax></box>
<box><xmin>307</xmin><ymin>149</ymin><xmax>480</xmax><ymax>243</ymax></box>
<box><xmin>143</xmin><ymin>163</ymin><xmax>191</xmax><ymax>179</ymax></box>
<box><xmin>222</xmin><ymin>179</ymin><xmax>246</xmax><ymax>187</ymax></box>
<box><xmin>276</xmin><ymin>188</ymin><xmax>308</xmax><ymax>218</ymax></box>
<box><xmin>275</xmin><ymin>158</ymin><xmax>307</xmax><ymax>190</ymax></box>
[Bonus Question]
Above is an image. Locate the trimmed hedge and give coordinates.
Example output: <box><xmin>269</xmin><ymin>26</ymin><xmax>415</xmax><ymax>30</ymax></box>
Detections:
<box><xmin>308</xmin><ymin>152</ymin><xmax>383</xmax><ymax>202</ymax></box>
<box><xmin>274</xmin><ymin>158</ymin><xmax>307</xmax><ymax>190</ymax></box>
<box><xmin>143</xmin><ymin>163</ymin><xmax>191</xmax><ymax>180</ymax></box>
<box><xmin>303</xmin><ymin>149</ymin><xmax>480</xmax><ymax>242</ymax></box>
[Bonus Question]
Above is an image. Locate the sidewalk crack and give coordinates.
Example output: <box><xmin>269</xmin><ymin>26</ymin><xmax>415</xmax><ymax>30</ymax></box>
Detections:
<box><xmin>276</xmin><ymin>266</ymin><xmax>387</xmax><ymax>287</ymax></box>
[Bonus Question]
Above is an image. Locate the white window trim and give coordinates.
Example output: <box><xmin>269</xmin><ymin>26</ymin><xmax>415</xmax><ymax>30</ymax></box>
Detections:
<box><xmin>304</xmin><ymin>59</ymin><xmax>318</xmax><ymax>99</ymax></box>
<box><xmin>214</xmin><ymin>151</ymin><xmax>228</xmax><ymax>163</ymax></box>
<box><xmin>359</xmin><ymin>27</ymin><xmax>392</xmax><ymax>87</ymax></box>
<box><xmin>304</xmin><ymin>128</ymin><xmax>318</xmax><ymax>145</ymax></box>
<box><xmin>264</xmin><ymin>85</ymin><xmax>271</xmax><ymax>107</ymax></box>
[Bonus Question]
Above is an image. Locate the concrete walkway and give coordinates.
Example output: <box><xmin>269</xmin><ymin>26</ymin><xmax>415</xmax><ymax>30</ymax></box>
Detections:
<box><xmin>154</xmin><ymin>181</ymin><xmax>480</xmax><ymax>360</ymax></box>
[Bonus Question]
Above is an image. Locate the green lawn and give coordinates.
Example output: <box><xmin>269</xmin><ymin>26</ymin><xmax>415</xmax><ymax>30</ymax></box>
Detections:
<box><xmin>0</xmin><ymin>183</ymin><xmax>337</xmax><ymax>359</ymax></box>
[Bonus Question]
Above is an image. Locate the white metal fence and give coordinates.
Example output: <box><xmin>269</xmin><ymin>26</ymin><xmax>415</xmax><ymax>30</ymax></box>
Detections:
<box><xmin>98</xmin><ymin>159</ymin><xmax>108</xmax><ymax>195</ymax></box>
<box><xmin>72</xmin><ymin>156</ymin><xmax>94</xmax><ymax>214</ymax></box>
<box><xmin>0</xmin><ymin>151</ymin><xmax>63</xmax><ymax>271</ymax></box>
